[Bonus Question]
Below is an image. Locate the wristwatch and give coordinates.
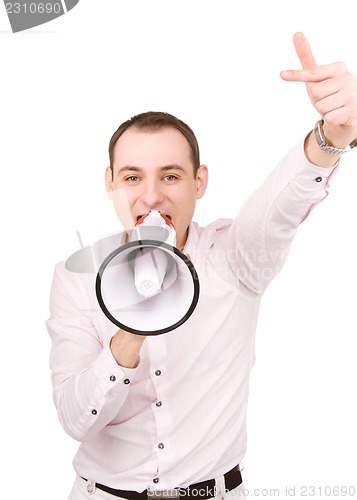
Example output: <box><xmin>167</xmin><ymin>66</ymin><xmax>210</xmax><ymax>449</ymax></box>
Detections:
<box><xmin>314</xmin><ymin>119</ymin><xmax>357</xmax><ymax>155</ymax></box>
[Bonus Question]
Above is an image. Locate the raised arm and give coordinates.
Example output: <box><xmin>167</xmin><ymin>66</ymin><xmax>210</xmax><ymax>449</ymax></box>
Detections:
<box><xmin>217</xmin><ymin>33</ymin><xmax>357</xmax><ymax>294</ymax></box>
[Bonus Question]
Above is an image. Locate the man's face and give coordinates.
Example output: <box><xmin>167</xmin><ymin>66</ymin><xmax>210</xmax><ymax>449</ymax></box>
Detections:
<box><xmin>106</xmin><ymin>126</ymin><xmax>208</xmax><ymax>249</ymax></box>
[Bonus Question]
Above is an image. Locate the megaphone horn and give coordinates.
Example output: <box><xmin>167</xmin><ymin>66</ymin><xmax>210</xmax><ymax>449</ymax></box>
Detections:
<box><xmin>95</xmin><ymin>211</ymin><xmax>200</xmax><ymax>336</ymax></box>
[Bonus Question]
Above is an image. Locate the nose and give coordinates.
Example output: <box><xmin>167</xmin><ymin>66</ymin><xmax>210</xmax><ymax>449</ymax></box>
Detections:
<box><xmin>139</xmin><ymin>179</ymin><xmax>165</xmax><ymax>211</ymax></box>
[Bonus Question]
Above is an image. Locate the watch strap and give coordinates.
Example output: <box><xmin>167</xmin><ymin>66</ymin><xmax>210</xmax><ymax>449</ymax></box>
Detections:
<box><xmin>314</xmin><ymin>119</ymin><xmax>357</xmax><ymax>155</ymax></box>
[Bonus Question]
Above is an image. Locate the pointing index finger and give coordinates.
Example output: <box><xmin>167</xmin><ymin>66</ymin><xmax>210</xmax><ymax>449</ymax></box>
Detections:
<box><xmin>293</xmin><ymin>32</ymin><xmax>317</xmax><ymax>70</ymax></box>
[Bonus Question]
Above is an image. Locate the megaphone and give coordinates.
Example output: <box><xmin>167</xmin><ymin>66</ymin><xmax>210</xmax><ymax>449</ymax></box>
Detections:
<box><xmin>95</xmin><ymin>211</ymin><xmax>200</xmax><ymax>336</ymax></box>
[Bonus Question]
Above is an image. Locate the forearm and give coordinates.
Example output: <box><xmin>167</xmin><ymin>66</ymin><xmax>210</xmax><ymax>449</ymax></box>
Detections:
<box><xmin>225</xmin><ymin>140</ymin><xmax>337</xmax><ymax>294</ymax></box>
<box><xmin>52</xmin><ymin>343</ymin><xmax>138</xmax><ymax>441</ymax></box>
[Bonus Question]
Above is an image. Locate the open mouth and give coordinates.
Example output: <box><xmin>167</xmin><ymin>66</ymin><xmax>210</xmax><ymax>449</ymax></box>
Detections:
<box><xmin>136</xmin><ymin>213</ymin><xmax>172</xmax><ymax>222</ymax></box>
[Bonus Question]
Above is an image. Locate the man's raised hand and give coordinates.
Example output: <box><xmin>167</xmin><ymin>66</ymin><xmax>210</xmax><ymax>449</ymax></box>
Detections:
<box><xmin>280</xmin><ymin>32</ymin><xmax>357</xmax><ymax>149</ymax></box>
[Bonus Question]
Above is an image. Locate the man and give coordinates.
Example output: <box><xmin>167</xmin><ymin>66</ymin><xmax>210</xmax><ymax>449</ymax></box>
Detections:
<box><xmin>46</xmin><ymin>33</ymin><xmax>357</xmax><ymax>500</ymax></box>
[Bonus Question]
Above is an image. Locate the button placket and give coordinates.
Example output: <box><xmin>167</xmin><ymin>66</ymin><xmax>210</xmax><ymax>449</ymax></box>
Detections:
<box><xmin>152</xmin><ymin>369</ymin><xmax>163</xmax><ymax>410</ymax></box>
<box><xmin>148</xmin><ymin>337</ymin><xmax>170</xmax><ymax>476</ymax></box>
<box><xmin>149</xmin><ymin>341</ymin><xmax>166</xmax><ymax>413</ymax></box>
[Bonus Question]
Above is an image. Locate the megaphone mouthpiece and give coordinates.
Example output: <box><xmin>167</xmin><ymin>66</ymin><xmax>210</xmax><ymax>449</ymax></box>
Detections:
<box><xmin>133</xmin><ymin>211</ymin><xmax>176</xmax><ymax>247</ymax></box>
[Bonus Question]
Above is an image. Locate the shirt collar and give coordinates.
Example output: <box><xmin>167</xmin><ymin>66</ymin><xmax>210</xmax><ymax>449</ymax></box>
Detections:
<box><xmin>183</xmin><ymin>221</ymin><xmax>200</xmax><ymax>261</ymax></box>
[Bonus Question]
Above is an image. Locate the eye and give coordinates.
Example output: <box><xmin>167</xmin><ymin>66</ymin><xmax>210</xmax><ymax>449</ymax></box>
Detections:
<box><xmin>125</xmin><ymin>175</ymin><xmax>140</xmax><ymax>183</ymax></box>
<box><xmin>163</xmin><ymin>174</ymin><xmax>178</xmax><ymax>182</ymax></box>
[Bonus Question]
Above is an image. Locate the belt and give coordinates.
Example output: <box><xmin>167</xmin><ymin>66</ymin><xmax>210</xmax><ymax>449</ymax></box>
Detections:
<box><xmin>82</xmin><ymin>465</ymin><xmax>242</xmax><ymax>499</ymax></box>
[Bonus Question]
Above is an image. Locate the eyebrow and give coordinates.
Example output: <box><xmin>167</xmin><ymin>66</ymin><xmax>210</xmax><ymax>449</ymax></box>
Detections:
<box><xmin>116</xmin><ymin>164</ymin><xmax>186</xmax><ymax>175</ymax></box>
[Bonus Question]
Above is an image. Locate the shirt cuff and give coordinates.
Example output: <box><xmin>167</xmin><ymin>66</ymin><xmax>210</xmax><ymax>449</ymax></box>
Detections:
<box><xmin>293</xmin><ymin>139</ymin><xmax>339</xmax><ymax>188</ymax></box>
<box><xmin>92</xmin><ymin>344</ymin><xmax>139</xmax><ymax>395</ymax></box>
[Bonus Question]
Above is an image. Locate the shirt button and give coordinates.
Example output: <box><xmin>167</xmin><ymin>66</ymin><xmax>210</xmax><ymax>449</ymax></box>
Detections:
<box><xmin>87</xmin><ymin>481</ymin><xmax>96</xmax><ymax>494</ymax></box>
<box><xmin>153</xmin><ymin>478</ymin><xmax>160</xmax><ymax>484</ymax></box>
<box><xmin>158</xmin><ymin>442</ymin><xmax>164</xmax><ymax>449</ymax></box>
<box><xmin>123</xmin><ymin>379</ymin><xmax>130</xmax><ymax>385</ymax></box>
<box><xmin>156</xmin><ymin>401</ymin><xmax>162</xmax><ymax>407</ymax></box>
<box><xmin>315</xmin><ymin>176</ymin><xmax>323</xmax><ymax>182</ymax></box>
<box><xmin>155</xmin><ymin>370</ymin><xmax>162</xmax><ymax>376</ymax></box>
<box><xmin>109</xmin><ymin>375</ymin><xmax>116</xmax><ymax>382</ymax></box>
<box><xmin>91</xmin><ymin>409</ymin><xmax>97</xmax><ymax>415</ymax></box>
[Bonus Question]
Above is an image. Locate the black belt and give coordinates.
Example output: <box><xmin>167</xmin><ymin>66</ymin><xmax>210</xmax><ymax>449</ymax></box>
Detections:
<box><xmin>82</xmin><ymin>465</ymin><xmax>242</xmax><ymax>499</ymax></box>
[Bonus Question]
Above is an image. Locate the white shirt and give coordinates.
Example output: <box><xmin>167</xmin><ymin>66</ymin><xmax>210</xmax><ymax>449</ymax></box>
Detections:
<box><xmin>46</xmin><ymin>141</ymin><xmax>336</xmax><ymax>492</ymax></box>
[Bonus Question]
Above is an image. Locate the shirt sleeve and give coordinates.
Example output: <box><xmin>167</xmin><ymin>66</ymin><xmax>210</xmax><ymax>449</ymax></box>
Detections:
<box><xmin>46</xmin><ymin>261</ymin><xmax>139</xmax><ymax>442</ymax></box>
<box><xmin>222</xmin><ymin>139</ymin><xmax>338</xmax><ymax>294</ymax></box>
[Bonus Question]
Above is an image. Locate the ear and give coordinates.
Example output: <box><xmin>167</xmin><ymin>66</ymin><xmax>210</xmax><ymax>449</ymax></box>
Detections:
<box><xmin>195</xmin><ymin>165</ymin><xmax>208</xmax><ymax>200</ymax></box>
<box><xmin>105</xmin><ymin>166</ymin><xmax>114</xmax><ymax>198</ymax></box>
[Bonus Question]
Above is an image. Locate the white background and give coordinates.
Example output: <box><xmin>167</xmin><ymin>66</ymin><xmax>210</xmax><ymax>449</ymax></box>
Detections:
<box><xmin>1</xmin><ymin>1</ymin><xmax>356</xmax><ymax>498</ymax></box>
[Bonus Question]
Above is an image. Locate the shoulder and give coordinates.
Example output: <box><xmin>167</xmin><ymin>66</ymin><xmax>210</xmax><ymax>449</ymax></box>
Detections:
<box><xmin>192</xmin><ymin>218</ymin><xmax>233</xmax><ymax>237</ymax></box>
<box><xmin>185</xmin><ymin>219</ymin><xmax>233</xmax><ymax>254</ymax></box>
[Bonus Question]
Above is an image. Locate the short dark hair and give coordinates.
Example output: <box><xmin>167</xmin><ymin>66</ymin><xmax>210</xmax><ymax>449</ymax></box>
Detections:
<box><xmin>108</xmin><ymin>111</ymin><xmax>201</xmax><ymax>178</ymax></box>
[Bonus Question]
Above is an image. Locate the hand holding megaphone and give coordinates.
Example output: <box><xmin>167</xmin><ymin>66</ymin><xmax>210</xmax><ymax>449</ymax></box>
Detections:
<box><xmin>95</xmin><ymin>211</ymin><xmax>200</xmax><ymax>335</ymax></box>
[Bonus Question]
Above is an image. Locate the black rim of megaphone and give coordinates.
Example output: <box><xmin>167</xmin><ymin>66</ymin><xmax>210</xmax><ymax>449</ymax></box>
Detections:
<box><xmin>95</xmin><ymin>239</ymin><xmax>200</xmax><ymax>336</ymax></box>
